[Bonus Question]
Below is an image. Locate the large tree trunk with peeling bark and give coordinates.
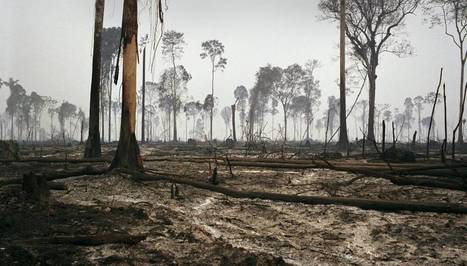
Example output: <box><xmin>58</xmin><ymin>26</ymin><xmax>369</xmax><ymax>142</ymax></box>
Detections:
<box><xmin>110</xmin><ymin>0</ymin><xmax>143</xmax><ymax>171</ymax></box>
<box><xmin>84</xmin><ymin>0</ymin><xmax>104</xmax><ymax>158</ymax></box>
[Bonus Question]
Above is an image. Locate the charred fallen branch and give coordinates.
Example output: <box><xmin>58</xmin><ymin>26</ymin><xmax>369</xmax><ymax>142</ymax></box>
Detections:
<box><xmin>23</xmin><ymin>166</ymin><xmax>108</xmax><ymax>181</ymax></box>
<box><xmin>0</xmin><ymin>179</ymin><xmax>67</xmax><ymax>191</ymax></box>
<box><xmin>1</xmin><ymin>166</ymin><xmax>106</xmax><ymax>189</ymax></box>
<box><xmin>126</xmin><ymin>170</ymin><xmax>467</xmax><ymax>214</ymax></box>
<box><xmin>20</xmin><ymin>233</ymin><xmax>147</xmax><ymax>246</ymax></box>
<box><xmin>0</xmin><ymin>157</ymin><xmax>110</xmax><ymax>164</ymax></box>
<box><xmin>144</xmin><ymin>156</ymin><xmax>467</xmax><ymax>191</ymax></box>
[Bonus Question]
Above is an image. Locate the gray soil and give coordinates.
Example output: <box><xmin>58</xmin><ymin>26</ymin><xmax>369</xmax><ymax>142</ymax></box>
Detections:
<box><xmin>0</xmin><ymin>144</ymin><xmax>466</xmax><ymax>265</ymax></box>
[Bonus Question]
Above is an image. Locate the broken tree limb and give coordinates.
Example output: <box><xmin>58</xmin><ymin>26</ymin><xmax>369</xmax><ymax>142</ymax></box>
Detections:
<box><xmin>125</xmin><ymin>170</ymin><xmax>467</xmax><ymax>214</ymax></box>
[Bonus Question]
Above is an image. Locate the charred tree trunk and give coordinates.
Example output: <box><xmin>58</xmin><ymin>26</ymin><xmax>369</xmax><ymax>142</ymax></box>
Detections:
<box><xmin>427</xmin><ymin>69</ymin><xmax>443</xmax><ymax>158</ymax></box>
<box><xmin>231</xmin><ymin>103</ymin><xmax>237</xmax><ymax>142</ymax></box>
<box><xmin>10</xmin><ymin>113</ymin><xmax>13</xmax><ymax>140</ymax></box>
<box><xmin>108</xmin><ymin>64</ymin><xmax>113</xmax><ymax>143</ymax></box>
<box><xmin>210</xmin><ymin>64</ymin><xmax>215</xmax><ymax>141</ymax></box>
<box><xmin>338</xmin><ymin>0</ymin><xmax>349</xmax><ymax>150</ymax></box>
<box><xmin>411</xmin><ymin>131</ymin><xmax>417</xmax><ymax>150</ymax></box>
<box><xmin>283</xmin><ymin>107</ymin><xmax>288</xmax><ymax>142</ymax></box>
<box><xmin>382</xmin><ymin>120</ymin><xmax>386</xmax><ymax>157</ymax></box>
<box><xmin>100</xmin><ymin>77</ymin><xmax>105</xmax><ymax>142</ymax></box>
<box><xmin>84</xmin><ymin>0</ymin><xmax>104</xmax><ymax>158</ymax></box>
<box><xmin>141</xmin><ymin>46</ymin><xmax>146</xmax><ymax>142</ymax></box>
<box><xmin>80</xmin><ymin>119</ymin><xmax>84</xmax><ymax>144</ymax></box>
<box><xmin>443</xmin><ymin>83</ymin><xmax>447</xmax><ymax>159</ymax></box>
<box><xmin>110</xmin><ymin>0</ymin><xmax>143</xmax><ymax>171</ymax></box>
<box><xmin>172</xmin><ymin>53</ymin><xmax>178</xmax><ymax>142</ymax></box>
<box><xmin>367</xmin><ymin>66</ymin><xmax>377</xmax><ymax>141</ymax></box>
<box><xmin>458</xmin><ymin>55</ymin><xmax>465</xmax><ymax>144</ymax></box>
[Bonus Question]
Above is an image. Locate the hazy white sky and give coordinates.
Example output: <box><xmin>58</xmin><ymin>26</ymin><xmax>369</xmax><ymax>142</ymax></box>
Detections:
<box><xmin>0</xmin><ymin>0</ymin><xmax>463</xmax><ymax>138</ymax></box>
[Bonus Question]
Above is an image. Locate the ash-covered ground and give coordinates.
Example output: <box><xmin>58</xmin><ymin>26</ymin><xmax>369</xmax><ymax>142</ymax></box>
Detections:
<box><xmin>0</xmin><ymin>143</ymin><xmax>466</xmax><ymax>265</ymax></box>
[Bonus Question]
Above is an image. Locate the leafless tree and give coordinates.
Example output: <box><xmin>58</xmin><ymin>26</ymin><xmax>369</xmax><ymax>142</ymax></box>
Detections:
<box><xmin>320</xmin><ymin>0</ymin><xmax>421</xmax><ymax>141</ymax></box>
<box><xmin>84</xmin><ymin>0</ymin><xmax>105</xmax><ymax>158</ymax></box>
<box><xmin>424</xmin><ymin>0</ymin><xmax>466</xmax><ymax>143</ymax></box>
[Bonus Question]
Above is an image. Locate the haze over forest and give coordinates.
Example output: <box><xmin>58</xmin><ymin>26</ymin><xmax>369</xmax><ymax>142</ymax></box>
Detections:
<box><xmin>0</xmin><ymin>0</ymin><xmax>463</xmax><ymax>141</ymax></box>
<box><xmin>1</xmin><ymin>1</ymin><xmax>467</xmax><ymax>264</ymax></box>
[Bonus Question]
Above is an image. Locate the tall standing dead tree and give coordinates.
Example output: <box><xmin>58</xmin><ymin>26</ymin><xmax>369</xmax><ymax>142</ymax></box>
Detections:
<box><xmin>84</xmin><ymin>0</ymin><xmax>104</xmax><ymax>158</ymax></box>
<box><xmin>110</xmin><ymin>0</ymin><xmax>143</xmax><ymax>170</ymax></box>
<box><xmin>338</xmin><ymin>0</ymin><xmax>349</xmax><ymax>149</ymax></box>
<box><xmin>200</xmin><ymin>40</ymin><xmax>227</xmax><ymax>141</ymax></box>
<box><xmin>320</xmin><ymin>0</ymin><xmax>421</xmax><ymax>141</ymax></box>
<box><xmin>162</xmin><ymin>31</ymin><xmax>186</xmax><ymax>142</ymax></box>
<box><xmin>425</xmin><ymin>0</ymin><xmax>466</xmax><ymax>144</ymax></box>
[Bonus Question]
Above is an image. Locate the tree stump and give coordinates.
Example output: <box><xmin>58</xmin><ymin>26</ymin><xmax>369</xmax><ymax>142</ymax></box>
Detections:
<box><xmin>225</xmin><ymin>138</ymin><xmax>235</xmax><ymax>148</ymax></box>
<box><xmin>22</xmin><ymin>172</ymin><xmax>50</xmax><ymax>203</ymax></box>
<box><xmin>0</xmin><ymin>141</ymin><xmax>20</xmax><ymax>160</ymax></box>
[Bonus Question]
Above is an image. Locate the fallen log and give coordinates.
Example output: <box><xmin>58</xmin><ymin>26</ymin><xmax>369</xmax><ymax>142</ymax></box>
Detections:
<box><xmin>151</xmin><ymin>156</ymin><xmax>467</xmax><ymax>176</ymax></box>
<box><xmin>1</xmin><ymin>167</ymin><xmax>106</xmax><ymax>189</ymax></box>
<box><xmin>218</xmin><ymin>160</ymin><xmax>467</xmax><ymax>178</ymax></box>
<box><xmin>126</xmin><ymin>170</ymin><xmax>467</xmax><ymax>214</ymax></box>
<box><xmin>0</xmin><ymin>179</ymin><xmax>67</xmax><ymax>190</ymax></box>
<box><xmin>24</xmin><ymin>166</ymin><xmax>108</xmax><ymax>181</ymax></box>
<box><xmin>0</xmin><ymin>157</ymin><xmax>110</xmax><ymax>164</ymax></box>
<box><xmin>389</xmin><ymin>176</ymin><xmax>466</xmax><ymax>191</ymax></box>
<box><xmin>23</xmin><ymin>233</ymin><xmax>147</xmax><ymax>246</ymax></box>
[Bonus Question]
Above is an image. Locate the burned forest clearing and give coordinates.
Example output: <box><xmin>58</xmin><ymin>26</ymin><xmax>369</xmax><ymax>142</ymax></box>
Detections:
<box><xmin>0</xmin><ymin>142</ymin><xmax>466</xmax><ymax>265</ymax></box>
<box><xmin>1</xmin><ymin>0</ymin><xmax>467</xmax><ymax>265</ymax></box>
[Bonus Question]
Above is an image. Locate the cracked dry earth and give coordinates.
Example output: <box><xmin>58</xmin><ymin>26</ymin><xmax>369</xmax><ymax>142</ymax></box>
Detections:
<box><xmin>0</xmin><ymin>155</ymin><xmax>466</xmax><ymax>265</ymax></box>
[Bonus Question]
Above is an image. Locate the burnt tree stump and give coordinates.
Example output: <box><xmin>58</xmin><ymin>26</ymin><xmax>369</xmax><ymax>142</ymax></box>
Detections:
<box><xmin>22</xmin><ymin>172</ymin><xmax>50</xmax><ymax>203</ymax></box>
<box><xmin>0</xmin><ymin>141</ymin><xmax>20</xmax><ymax>160</ymax></box>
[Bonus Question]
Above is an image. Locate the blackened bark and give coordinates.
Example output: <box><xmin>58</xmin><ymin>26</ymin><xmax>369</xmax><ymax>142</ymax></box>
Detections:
<box><xmin>338</xmin><ymin>0</ymin><xmax>349</xmax><ymax>149</ymax></box>
<box><xmin>84</xmin><ymin>0</ymin><xmax>104</xmax><ymax>158</ymax></box>
<box><xmin>367</xmin><ymin>67</ymin><xmax>377</xmax><ymax>141</ymax></box>
<box><xmin>141</xmin><ymin>47</ymin><xmax>146</xmax><ymax>142</ymax></box>
<box><xmin>231</xmin><ymin>103</ymin><xmax>237</xmax><ymax>142</ymax></box>
<box><xmin>458</xmin><ymin>58</ymin><xmax>465</xmax><ymax>144</ymax></box>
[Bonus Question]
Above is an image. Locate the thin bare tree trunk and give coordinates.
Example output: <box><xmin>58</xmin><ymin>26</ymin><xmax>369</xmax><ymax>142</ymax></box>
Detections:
<box><xmin>338</xmin><ymin>0</ymin><xmax>349</xmax><ymax>149</ymax></box>
<box><xmin>427</xmin><ymin>68</ymin><xmax>443</xmax><ymax>158</ymax></box>
<box><xmin>367</xmin><ymin>67</ymin><xmax>376</xmax><ymax>141</ymax></box>
<box><xmin>110</xmin><ymin>0</ymin><xmax>143</xmax><ymax>170</ymax></box>
<box><xmin>210</xmin><ymin>63</ymin><xmax>214</xmax><ymax>141</ymax></box>
<box><xmin>172</xmin><ymin>53</ymin><xmax>178</xmax><ymax>142</ymax></box>
<box><xmin>231</xmin><ymin>103</ymin><xmax>236</xmax><ymax>142</ymax></box>
<box><xmin>283</xmin><ymin>106</ymin><xmax>288</xmax><ymax>141</ymax></box>
<box><xmin>458</xmin><ymin>55</ymin><xmax>465</xmax><ymax>144</ymax></box>
<box><xmin>108</xmin><ymin>65</ymin><xmax>113</xmax><ymax>143</ymax></box>
<box><xmin>141</xmin><ymin>47</ymin><xmax>146</xmax><ymax>142</ymax></box>
<box><xmin>84</xmin><ymin>0</ymin><xmax>104</xmax><ymax>158</ymax></box>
